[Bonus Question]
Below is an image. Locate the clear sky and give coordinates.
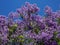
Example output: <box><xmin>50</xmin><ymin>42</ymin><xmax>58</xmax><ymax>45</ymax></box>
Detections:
<box><xmin>0</xmin><ymin>0</ymin><xmax>60</xmax><ymax>16</ymax></box>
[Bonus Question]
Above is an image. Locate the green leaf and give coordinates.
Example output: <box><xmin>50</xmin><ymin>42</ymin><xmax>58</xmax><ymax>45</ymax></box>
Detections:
<box><xmin>55</xmin><ymin>38</ymin><xmax>60</xmax><ymax>42</ymax></box>
<box><xmin>34</xmin><ymin>28</ymin><xmax>39</xmax><ymax>34</ymax></box>
<box><xmin>28</xmin><ymin>39</ymin><xmax>33</xmax><ymax>43</ymax></box>
<box><xmin>53</xmin><ymin>31</ymin><xmax>58</xmax><ymax>36</ymax></box>
<box><xmin>58</xmin><ymin>41</ymin><xmax>60</xmax><ymax>45</ymax></box>
<box><xmin>24</xmin><ymin>26</ymin><xmax>29</xmax><ymax>31</ymax></box>
<box><xmin>9</xmin><ymin>24</ymin><xmax>17</xmax><ymax>32</ymax></box>
<box><xmin>57</xmin><ymin>18</ymin><xmax>60</xmax><ymax>24</ymax></box>
<box><xmin>18</xmin><ymin>35</ymin><xmax>24</xmax><ymax>39</ymax></box>
<box><xmin>18</xmin><ymin>38</ymin><xmax>25</xmax><ymax>42</ymax></box>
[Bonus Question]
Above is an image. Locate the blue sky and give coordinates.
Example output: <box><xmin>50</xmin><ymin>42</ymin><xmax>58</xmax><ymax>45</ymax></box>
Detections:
<box><xmin>0</xmin><ymin>0</ymin><xmax>60</xmax><ymax>16</ymax></box>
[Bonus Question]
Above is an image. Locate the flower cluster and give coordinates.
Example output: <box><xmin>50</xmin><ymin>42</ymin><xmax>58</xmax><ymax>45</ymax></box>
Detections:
<box><xmin>0</xmin><ymin>2</ymin><xmax>60</xmax><ymax>45</ymax></box>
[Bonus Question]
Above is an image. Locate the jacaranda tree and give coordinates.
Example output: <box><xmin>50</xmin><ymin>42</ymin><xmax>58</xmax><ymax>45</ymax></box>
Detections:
<box><xmin>0</xmin><ymin>2</ymin><xmax>60</xmax><ymax>45</ymax></box>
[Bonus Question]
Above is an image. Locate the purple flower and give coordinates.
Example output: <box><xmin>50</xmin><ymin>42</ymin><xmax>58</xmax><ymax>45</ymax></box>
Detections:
<box><xmin>0</xmin><ymin>2</ymin><xmax>60</xmax><ymax>45</ymax></box>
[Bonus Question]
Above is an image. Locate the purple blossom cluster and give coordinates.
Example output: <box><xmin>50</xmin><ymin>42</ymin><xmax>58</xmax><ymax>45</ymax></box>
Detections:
<box><xmin>0</xmin><ymin>2</ymin><xmax>60</xmax><ymax>45</ymax></box>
